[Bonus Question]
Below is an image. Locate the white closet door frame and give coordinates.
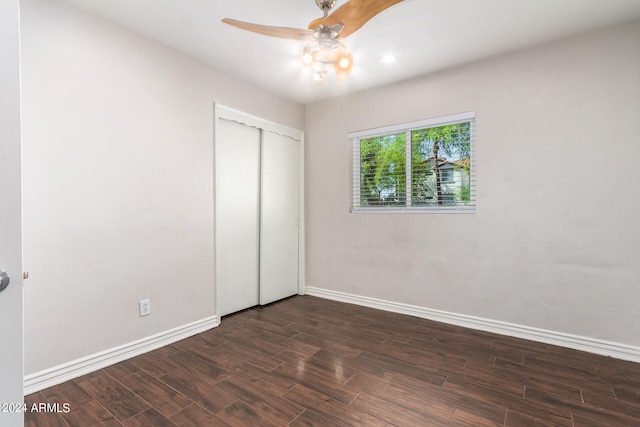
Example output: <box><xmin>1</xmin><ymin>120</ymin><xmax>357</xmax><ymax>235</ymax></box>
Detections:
<box><xmin>213</xmin><ymin>104</ymin><xmax>305</xmax><ymax>317</ymax></box>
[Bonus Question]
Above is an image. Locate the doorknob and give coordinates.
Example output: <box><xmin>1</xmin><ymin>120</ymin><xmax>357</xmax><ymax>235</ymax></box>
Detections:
<box><xmin>0</xmin><ymin>270</ymin><xmax>10</xmax><ymax>292</ymax></box>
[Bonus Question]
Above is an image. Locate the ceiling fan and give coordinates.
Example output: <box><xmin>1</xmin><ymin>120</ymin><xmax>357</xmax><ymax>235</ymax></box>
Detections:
<box><xmin>222</xmin><ymin>0</ymin><xmax>404</xmax><ymax>81</ymax></box>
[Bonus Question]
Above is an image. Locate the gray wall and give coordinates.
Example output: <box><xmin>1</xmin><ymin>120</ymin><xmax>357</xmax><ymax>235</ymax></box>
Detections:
<box><xmin>20</xmin><ymin>0</ymin><xmax>304</xmax><ymax>375</ymax></box>
<box><xmin>304</xmin><ymin>20</ymin><xmax>640</xmax><ymax>347</ymax></box>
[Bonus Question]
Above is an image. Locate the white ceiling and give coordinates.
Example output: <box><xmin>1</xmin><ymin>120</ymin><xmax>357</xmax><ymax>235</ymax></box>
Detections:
<box><xmin>59</xmin><ymin>0</ymin><xmax>640</xmax><ymax>105</ymax></box>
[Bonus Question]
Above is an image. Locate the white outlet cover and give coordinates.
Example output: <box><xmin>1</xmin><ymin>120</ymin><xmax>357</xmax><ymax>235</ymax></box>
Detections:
<box><xmin>139</xmin><ymin>299</ymin><xmax>151</xmax><ymax>316</ymax></box>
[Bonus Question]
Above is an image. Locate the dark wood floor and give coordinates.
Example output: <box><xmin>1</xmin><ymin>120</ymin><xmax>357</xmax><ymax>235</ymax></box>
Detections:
<box><xmin>25</xmin><ymin>295</ymin><xmax>640</xmax><ymax>426</ymax></box>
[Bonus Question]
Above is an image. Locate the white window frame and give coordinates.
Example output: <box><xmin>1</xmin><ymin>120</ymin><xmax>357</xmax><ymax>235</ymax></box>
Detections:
<box><xmin>350</xmin><ymin>111</ymin><xmax>476</xmax><ymax>214</ymax></box>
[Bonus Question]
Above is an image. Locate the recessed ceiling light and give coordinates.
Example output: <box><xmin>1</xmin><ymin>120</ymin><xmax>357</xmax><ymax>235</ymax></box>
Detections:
<box><xmin>381</xmin><ymin>54</ymin><xmax>396</xmax><ymax>64</ymax></box>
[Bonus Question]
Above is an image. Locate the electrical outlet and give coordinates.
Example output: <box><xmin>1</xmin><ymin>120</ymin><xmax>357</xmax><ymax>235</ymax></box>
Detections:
<box><xmin>139</xmin><ymin>299</ymin><xmax>151</xmax><ymax>316</ymax></box>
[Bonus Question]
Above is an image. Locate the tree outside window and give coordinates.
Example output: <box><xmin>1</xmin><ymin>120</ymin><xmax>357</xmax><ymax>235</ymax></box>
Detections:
<box><xmin>359</xmin><ymin>133</ymin><xmax>406</xmax><ymax>207</ymax></box>
<box><xmin>411</xmin><ymin>122</ymin><xmax>471</xmax><ymax>207</ymax></box>
<box><xmin>355</xmin><ymin>117</ymin><xmax>473</xmax><ymax>210</ymax></box>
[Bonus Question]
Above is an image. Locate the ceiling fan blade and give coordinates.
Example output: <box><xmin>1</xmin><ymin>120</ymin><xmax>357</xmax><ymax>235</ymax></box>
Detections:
<box><xmin>222</xmin><ymin>18</ymin><xmax>314</xmax><ymax>41</ymax></box>
<box><xmin>308</xmin><ymin>16</ymin><xmax>325</xmax><ymax>30</ymax></box>
<box><xmin>318</xmin><ymin>0</ymin><xmax>405</xmax><ymax>37</ymax></box>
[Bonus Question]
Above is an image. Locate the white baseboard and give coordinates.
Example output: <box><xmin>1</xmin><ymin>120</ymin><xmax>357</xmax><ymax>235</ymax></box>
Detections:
<box><xmin>24</xmin><ymin>315</ymin><xmax>219</xmax><ymax>395</ymax></box>
<box><xmin>306</xmin><ymin>286</ymin><xmax>640</xmax><ymax>363</ymax></box>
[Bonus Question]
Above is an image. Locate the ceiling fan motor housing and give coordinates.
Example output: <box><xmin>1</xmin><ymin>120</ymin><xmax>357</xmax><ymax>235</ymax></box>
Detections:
<box><xmin>316</xmin><ymin>0</ymin><xmax>337</xmax><ymax>13</ymax></box>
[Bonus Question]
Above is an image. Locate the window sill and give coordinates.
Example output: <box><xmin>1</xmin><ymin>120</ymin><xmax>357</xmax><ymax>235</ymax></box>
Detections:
<box><xmin>351</xmin><ymin>206</ymin><xmax>475</xmax><ymax>214</ymax></box>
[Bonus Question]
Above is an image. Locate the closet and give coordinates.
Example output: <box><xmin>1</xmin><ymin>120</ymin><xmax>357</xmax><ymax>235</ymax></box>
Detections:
<box><xmin>214</xmin><ymin>105</ymin><xmax>303</xmax><ymax>317</ymax></box>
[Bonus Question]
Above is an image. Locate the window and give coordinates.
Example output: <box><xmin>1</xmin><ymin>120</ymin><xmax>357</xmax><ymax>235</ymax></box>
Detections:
<box><xmin>439</xmin><ymin>168</ymin><xmax>453</xmax><ymax>183</ymax></box>
<box><xmin>351</xmin><ymin>112</ymin><xmax>475</xmax><ymax>213</ymax></box>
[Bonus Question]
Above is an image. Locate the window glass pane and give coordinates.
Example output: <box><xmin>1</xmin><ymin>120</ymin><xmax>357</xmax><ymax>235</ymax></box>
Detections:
<box><xmin>411</xmin><ymin>122</ymin><xmax>471</xmax><ymax>207</ymax></box>
<box><xmin>359</xmin><ymin>133</ymin><xmax>406</xmax><ymax>207</ymax></box>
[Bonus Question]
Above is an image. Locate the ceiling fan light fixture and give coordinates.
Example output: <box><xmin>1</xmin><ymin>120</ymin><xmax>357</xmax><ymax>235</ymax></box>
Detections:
<box><xmin>302</xmin><ymin>50</ymin><xmax>314</xmax><ymax>65</ymax></box>
<box><xmin>302</xmin><ymin>33</ymin><xmax>352</xmax><ymax>81</ymax></box>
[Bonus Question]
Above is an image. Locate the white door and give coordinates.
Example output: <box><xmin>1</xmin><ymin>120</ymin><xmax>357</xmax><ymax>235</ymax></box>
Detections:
<box><xmin>0</xmin><ymin>0</ymin><xmax>24</xmax><ymax>426</ymax></box>
<box><xmin>216</xmin><ymin>119</ymin><xmax>261</xmax><ymax>316</ymax></box>
<box><xmin>259</xmin><ymin>132</ymin><xmax>300</xmax><ymax>305</ymax></box>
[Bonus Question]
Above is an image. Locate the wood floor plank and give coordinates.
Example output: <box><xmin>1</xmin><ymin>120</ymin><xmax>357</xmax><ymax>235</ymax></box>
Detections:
<box><xmin>345</xmin><ymin>369</ymin><xmax>395</xmax><ymax>394</ymax></box>
<box><xmin>129</xmin><ymin>351</ymin><xmax>180</xmax><ymax>379</ymax></box>
<box><xmin>373</xmin><ymin>376</ymin><xmax>460</xmax><ymax>422</ymax></box>
<box><xmin>150</xmin><ymin>344</ymin><xmax>182</xmax><ymax>359</ymax></box>
<box><xmin>445</xmin><ymin>374</ymin><xmax>571</xmax><ymax>426</ymax></box>
<box><xmin>495</xmin><ymin>356</ymin><xmax>616</xmax><ymax>397</ymax></box>
<box><xmin>272</xmin><ymin>362</ymin><xmax>359</xmax><ymax>404</ymax></box>
<box><xmin>340</xmin><ymin>319</ymin><xmax>413</xmax><ymax>344</ymax></box>
<box><xmin>24</xmin><ymin>392</ymin><xmax>69</xmax><ymax>427</ymax></box>
<box><xmin>353</xmin><ymin>350</ymin><xmax>448</xmax><ymax>386</ymax></box>
<box><xmin>121</xmin><ymin>408</ymin><xmax>177</xmax><ymax>427</ymax></box>
<box><xmin>214</xmin><ymin>357</ymin><xmax>296</xmax><ymax>396</ymax></box>
<box><xmin>24</xmin><ymin>411</ymin><xmax>69</xmax><ymax>427</ymax></box>
<box><xmin>207</xmin><ymin>323</ymin><xmax>260</xmax><ymax>344</ymax></box>
<box><xmin>283</xmin><ymin>384</ymin><xmax>390</xmax><ymax>426</ymax></box>
<box><xmin>429</xmin><ymin>335</ymin><xmax>496</xmax><ymax>364</ymax></box>
<box><xmin>216</xmin><ymin>375</ymin><xmax>304</xmax><ymax>424</ymax></box>
<box><xmin>169</xmin><ymin>403</ymin><xmax>231</xmax><ymax>427</ymax></box>
<box><xmin>446</xmin><ymin>366</ymin><xmax>525</xmax><ymax>397</ymax></box>
<box><xmin>344</xmin><ymin>336</ymin><xmax>424</xmax><ymax>365</ymax></box>
<box><xmin>61</xmin><ymin>399</ymin><xmax>123</xmax><ymax>427</ymax></box>
<box><xmin>167</xmin><ymin>349</ymin><xmax>230</xmax><ymax>383</ymax></box>
<box><xmin>504</xmin><ymin>409</ymin><xmax>561</xmax><ymax>427</ymax></box>
<box><xmin>158</xmin><ymin>367</ymin><xmax>238</xmax><ymax>414</ymax></box>
<box><xmin>274</xmin><ymin>350</ymin><xmax>355</xmax><ymax>384</ymax></box>
<box><xmin>334</xmin><ymin>324</ymin><xmax>388</xmax><ymax>345</ymax></box>
<box><xmin>489</xmin><ymin>334</ymin><xmax>551</xmax><ymax>356</ymax></box>
<box><xmin>118</xmin><ymin>371</ymin><xmax>193</xmax><ymax>417</ymax></box>
<box><xmin>76</xmin><ymin>371</ymin><xmax>150</xmax><ymax>421</ymax></box>
<box><xmin>288</xmin><ymin>409</ymin><xmax>343</xmax><ymax>427</ymax></box>
<box><xmin>170</xmin><ymin>334</ymin><xmax>235</xmax><ymax>365</ymax></box>
<box><xmin>242</xmin><ymin>316</ymin><xmax>300</xmax><ymax>338</ymax></box>
<box><xmin>405</xmin><ymin>336</ymin><xmax>469</xmax><ymax>368</ymax></box>
<box><xmin>219</xmin><ymin>340</ymin><xmax>283</xmax><ymax>372</ymax></box>
<box><xmin>215</xmin><ymin>400</ymin><xmax>286</xmax><ymax>427</ymax></box>
<box><xmin>40</xmin><ymin>379</ymin><xmax>94</xmax><ymax>408</ymax></box>
<box><xmin>259</xmin><ymin>330</ymin><xmax>321</xmax><ymax>357</ymax></box>
<box><xmin>284</xmin><ymin>318</ymin><xmax>353</xmax><ymax>343</ymax></box>
<box><xmin>289</xmin><ymin>331</ymin><xmax>362</xmax><ymax>359</ymax></box>
<box><xmin>102</xmin><ymin>360</ymin><xmax>140</xmax><ymax>380</ymax></box>
<box><xmin>462</xmin><ymin>358</ymin><xmax>584</xmax><ymax>403</ymax></box>
<box><xmin>451</xmin><ymin>409</ymin><xmax>505</xmax><ymax>427</ymax></box>
<box><xmin>572</xmin><ymin>413</ymin><xmax>615</xmax><ymax>427</ymax></box>
<box><xmin>351</xmin><ymin>391</ymin><xmax>451</xmax><ymax>426</ymax></box>
<box><xmin>526</xmin><ymin>386</ymin><xmax>640</xmax><ymax>426</ymax></box>
<box><xmin>612</xmin><ymin>385</ymin><xmax>640</xmax><ymax>406</ymax></box>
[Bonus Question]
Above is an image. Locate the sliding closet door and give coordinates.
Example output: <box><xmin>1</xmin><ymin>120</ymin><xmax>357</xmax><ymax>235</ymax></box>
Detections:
<box><xmin>216</xmin><ymin>119</ymin><xmax>261</xmax><ymax>316</ymax></box>
<box><xmin>215</xmin><ymin>105</ymin><xmax>303</xmax><ymax>316</ymax></box>
<box><xmin>260</xmin><ymin>131</ymin><xmax>300</xmax><ymax>305</ymax></box>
